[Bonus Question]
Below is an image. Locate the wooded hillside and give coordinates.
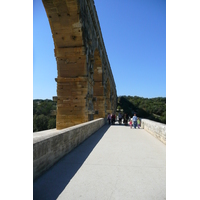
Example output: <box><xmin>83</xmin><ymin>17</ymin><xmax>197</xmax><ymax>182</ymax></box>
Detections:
<box><xmin>33</xmin><ymin>99</ymin><xmax>56</xmax><ymax>132</ymax></box>
<box><xmin>117</xmin><ymin>96</ymin><xmax>166</xmax><ymax>124</ymax></box>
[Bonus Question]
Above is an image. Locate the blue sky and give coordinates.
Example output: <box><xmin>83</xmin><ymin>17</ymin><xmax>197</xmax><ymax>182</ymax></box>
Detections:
<box><xmin>33</xmin><ymin>0</ymin><xmax>166</xmax><ymax>100</ymax></box>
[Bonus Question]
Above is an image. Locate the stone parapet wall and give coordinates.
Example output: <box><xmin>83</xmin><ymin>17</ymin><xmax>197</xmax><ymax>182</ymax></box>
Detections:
<box><xmin>33</xmin><ymin>118</ymin><xmax>105</xmax><ymax>180</ymax></box>
<box><xmin>141</xmin><ymin>119</ymin><xmax>166</xmax><ymax>144</ymax></box>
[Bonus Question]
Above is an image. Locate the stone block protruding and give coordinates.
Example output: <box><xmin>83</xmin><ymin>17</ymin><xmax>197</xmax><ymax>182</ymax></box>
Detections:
<box><xmin>53</xmin><ymin>96</ymin><xmax>57</xmax><ymax>101</ymax></box>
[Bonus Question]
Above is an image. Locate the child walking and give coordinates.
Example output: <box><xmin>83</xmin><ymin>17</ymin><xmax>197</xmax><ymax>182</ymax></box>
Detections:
<box><xmin>137</xmin><ymin>117</ymin><xmax>141</xmax><ymax>129</ymax></box>
<box><xmin>129</xmin><ymin>118</ymin><xmax>133</xmax><ymax>129</ymax></box>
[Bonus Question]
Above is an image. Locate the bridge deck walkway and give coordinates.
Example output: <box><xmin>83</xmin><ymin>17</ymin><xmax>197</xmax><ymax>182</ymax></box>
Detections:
<box><xmin>33</xmin><ymin>123</ymin><xmax>166</xmax><ymax>200</ymax></box>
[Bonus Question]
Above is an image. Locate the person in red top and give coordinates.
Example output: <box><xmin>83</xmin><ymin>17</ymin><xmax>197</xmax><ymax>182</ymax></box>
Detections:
<box><xmin>129</xmin><ymin>118</ymin><xmax>133</xmax><ymax>128</ymax></box>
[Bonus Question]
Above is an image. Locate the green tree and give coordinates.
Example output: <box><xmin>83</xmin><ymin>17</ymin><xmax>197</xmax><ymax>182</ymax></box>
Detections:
<box><xmin>33</xmin><ymin>114</ymin><xmax>49</xmax><ymax>132</ymax></box>
<box><xmin>117</xmin><ymin>95</ymin><xmax>166</xmax><ymax>124</ymax></box>
<box><xmin>33</xmin><ymin>99</ymin><xmax>57</xmax><ymax>132</ymax></box>
<box><xmin>48</xmin><ymin>117</ymin><xmax>56</xmax><ymax>129</ymax></box>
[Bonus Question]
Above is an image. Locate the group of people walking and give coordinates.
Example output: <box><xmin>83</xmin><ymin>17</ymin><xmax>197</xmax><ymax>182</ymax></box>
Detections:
<box><xmin>129</xmin><ymin>113</ymin><xmax>141</xmax><ymax>129</ymax></box>
<box><xmin>107</xmin><ymin>113</ymin><xmax>116</xmax><ymax>125</ymax></box>
<box><xmin>107</xmin><ymin>112</ymin><xmax>141</xmax><ymax>129</ymax></box>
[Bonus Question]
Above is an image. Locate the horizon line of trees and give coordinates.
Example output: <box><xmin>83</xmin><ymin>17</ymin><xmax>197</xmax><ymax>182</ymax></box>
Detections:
<box><xmin>33</xmin><ymin>95</ymin><xmax>166</xmax><ymax>132</ymax></box>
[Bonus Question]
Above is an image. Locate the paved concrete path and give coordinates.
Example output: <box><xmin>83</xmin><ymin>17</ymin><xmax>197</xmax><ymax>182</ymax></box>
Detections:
<box><xmin>33</xmin><ymin>123</ymin><xmax>166</xmax><ymax>200</ymax></box>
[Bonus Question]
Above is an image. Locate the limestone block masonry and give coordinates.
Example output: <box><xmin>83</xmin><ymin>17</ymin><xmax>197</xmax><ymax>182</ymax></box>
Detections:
<box><xmin>42</xmin><ymin>0</ymin><xmax>117</xmax><ymax>129</ymax></box>
<box><xmin>33</xmin><ymin>118</ymin><xmax>105</xmax><ymax>180</ymax></box>
<box><xmin>141</xmin><ymin>119</ymin><xmax>166</xmax><ymax>144</ymax></box>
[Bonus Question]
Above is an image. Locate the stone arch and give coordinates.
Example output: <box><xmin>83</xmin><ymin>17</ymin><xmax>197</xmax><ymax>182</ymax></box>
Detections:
<box><xmin>42</xmin><ymin>0</ymin><xmax>91</xmax><ymax>129</ymax></box>
<box><xmin>42</xmin><ymin>0</ymin><xmax>117</xmax><ymax>129</ymax></box>
<box><xmin>93</xmin><ymin>49</ymin><xmax>105</xmax><ymax>119</ymax></box>
<box><xmin>110</xmin><ymin>88</ymin><xmax>117</xmax><ymax>115</ymax></box>
<box><xmin>105</xmin><ymin>78</ymin><xmax>112</xmax><ymax>115</ymax></box>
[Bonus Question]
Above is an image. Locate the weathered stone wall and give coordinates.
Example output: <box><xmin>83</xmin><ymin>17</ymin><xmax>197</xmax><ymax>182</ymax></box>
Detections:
<box><xmin>42</xmin><ymin>0</ymin><xmax>117</xmax><ymax>129</ymax></box>
<box><xmin>141</xmin><ymin>119</ymin><xmax>166</xmax><ymax>144</ymax></box>
<box><xmin>33</xmin><ymin>118</ymin><xmax>105</xmax><ymax>180</ymax></box>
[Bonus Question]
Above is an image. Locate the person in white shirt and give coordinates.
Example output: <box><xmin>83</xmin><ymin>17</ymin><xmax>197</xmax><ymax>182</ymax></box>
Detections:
<box><xmin>132</xmin><ymin>113</ymin><xmax>137</xmax><ymax>129</ymax></box>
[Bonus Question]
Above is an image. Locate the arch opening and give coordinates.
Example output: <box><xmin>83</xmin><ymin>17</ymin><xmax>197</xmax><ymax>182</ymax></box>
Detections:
<box><xmin>93</xmin><ymin>49</ymin><xmax>106</xmax><ymax>119</ymax></box>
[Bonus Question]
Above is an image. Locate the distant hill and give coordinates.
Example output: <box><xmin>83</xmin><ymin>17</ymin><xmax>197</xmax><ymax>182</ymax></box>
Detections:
<box><xmin>117</xmin><ymin>96</ymin><xmax>166</xmax><ymax>124</ymax></box>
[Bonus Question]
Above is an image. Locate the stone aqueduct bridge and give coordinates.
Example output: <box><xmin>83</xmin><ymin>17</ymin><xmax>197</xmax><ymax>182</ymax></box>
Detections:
<box><xmin>42</xmin><ymin>0</ymin><xmax>117</xmax><ymax>129</ymax></box>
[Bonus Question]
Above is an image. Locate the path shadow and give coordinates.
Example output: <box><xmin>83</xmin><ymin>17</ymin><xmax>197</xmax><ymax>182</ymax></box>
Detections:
<box><xmin>33</xmin><ymin>124</ymin><xmax>110</xmax><ymax>200</ymax></box>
